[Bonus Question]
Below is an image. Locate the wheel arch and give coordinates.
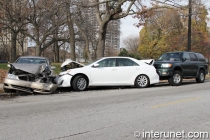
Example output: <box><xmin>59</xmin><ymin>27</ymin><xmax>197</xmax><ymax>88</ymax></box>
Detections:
<box><xmin>196</xmin><ymin>67</ymin><xmax>206</xmax><ymax>77</ymax></box>
<box><xmin>173</xmin><ymin>66</ymin><xmax>183</xmax><ymax>74</ymax></box>
<box><xmin>71</xmin><ymin>73</ymin><xmax>89</xmax><ymax>87</ymax></box>
<box><xmin>134</xmin><ymin>74</ymin><xmax>150</xmax><ymax>87</ymax></box>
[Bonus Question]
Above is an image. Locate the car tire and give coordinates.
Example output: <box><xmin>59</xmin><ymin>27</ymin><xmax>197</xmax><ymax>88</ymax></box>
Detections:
<box><xmin>168</xmin><ymin>71</ymin><xmax>182</xmax><ymax>86</ymax></box>
<box><xmin>72</xmin><ymin>75</ymin><xmax>88</xmax><ymax>91</ymax></box>
<box><xmin>135</xmin><ymin>75</ymin><xmax>149</xmax><ymax>88</ymax></box>
<box><xmin>196</xmin><ymin>70</ymin><xmax>205</xmax><ymax>83</ymax></box>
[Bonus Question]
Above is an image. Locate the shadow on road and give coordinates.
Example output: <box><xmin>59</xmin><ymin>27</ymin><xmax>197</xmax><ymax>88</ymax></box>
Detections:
<box><xmin>57</xmin><ymin>79</ymin><xmax>210</xmax><ymax>92</ymax></box>
<box><xmin>1</xmin><ymin>79</ymin><xmax>209</xmax><ymax>99</ymax></box>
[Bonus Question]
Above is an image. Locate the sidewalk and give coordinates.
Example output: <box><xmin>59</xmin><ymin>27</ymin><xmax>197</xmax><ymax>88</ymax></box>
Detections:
<box><xmin>0</xmin><ymin>84</ymin><xmax>4</xmax><ymax>94</ymax></box>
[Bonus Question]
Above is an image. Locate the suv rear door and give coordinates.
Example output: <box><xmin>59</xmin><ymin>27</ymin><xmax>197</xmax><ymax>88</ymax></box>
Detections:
<box><xmin>189</xmin><ymin>53</ymin><xmax>199</xmax><ymax>76</ymax></box>
<box><xmin>181</xmin><ymin>52</ymin><xmax>192</xmax><ymax>76</ymax></box>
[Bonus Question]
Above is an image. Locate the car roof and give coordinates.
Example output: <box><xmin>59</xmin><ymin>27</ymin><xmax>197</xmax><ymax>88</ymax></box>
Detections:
<box><xmin>99</xmin><ymin>56</ymin><xmax>136</xmax><ymax>59</ymax></box>
<box><xmin>165</xmin><ymin>51</ymin><xmax>198</xmax><ymax>54</ymax></box>
<box><xmin>18</xmin><ymin>56</ymin><xmax>46</xmax><ymax>59</ymax></box>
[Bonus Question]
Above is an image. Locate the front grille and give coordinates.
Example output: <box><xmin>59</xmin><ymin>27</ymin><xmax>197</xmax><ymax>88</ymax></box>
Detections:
<box><xmin>11</xmin><ymin>85</ymin><xmax>33</xmax><ymax>93</ymax></box>
<box><xmin>154</xmin><ymin>64</ymin><xmax>161</xmax><ymax>68</ymax></box>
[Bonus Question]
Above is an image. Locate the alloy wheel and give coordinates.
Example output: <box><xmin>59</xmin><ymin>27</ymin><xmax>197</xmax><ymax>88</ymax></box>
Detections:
<box><xmin>77</xmin><ymin>78</ymin><xmax>87</xmax><ymax>90</ymax></box>
<box><xmin>173</xmin><ymin>74</ymin><xmax>181</xmax><ymax>83</ymax></box>
<box><xmin>137</xmin><ymin>75</ymin><xmax>148</xmax><ymax>87</ymax></box>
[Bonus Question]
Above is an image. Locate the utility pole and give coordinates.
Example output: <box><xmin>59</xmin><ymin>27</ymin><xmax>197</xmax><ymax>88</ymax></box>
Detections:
<box><xmin>187</xmin><ymin>0</ymin><xmax>192</xmax><ymax>52</ymax></box>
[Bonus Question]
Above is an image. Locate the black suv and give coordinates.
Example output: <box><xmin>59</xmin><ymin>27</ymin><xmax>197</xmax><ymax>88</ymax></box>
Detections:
<box><xmin>154</xmin><ymin>51</ymin><xmax>208</xmax><ymax>86</ymax></box>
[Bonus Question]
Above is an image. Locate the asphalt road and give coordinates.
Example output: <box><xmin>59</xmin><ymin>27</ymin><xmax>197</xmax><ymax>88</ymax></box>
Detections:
<box><xmin>0</xmin><ymin>80</ymin><xmax>210</xmax><ymax>140</ymax></box>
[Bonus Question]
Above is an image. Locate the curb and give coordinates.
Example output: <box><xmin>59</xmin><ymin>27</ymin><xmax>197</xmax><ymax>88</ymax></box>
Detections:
<box><xmin>0</xmin><ymin>84</ymin><xmax>4</xmax><ymax>94</ymax></box>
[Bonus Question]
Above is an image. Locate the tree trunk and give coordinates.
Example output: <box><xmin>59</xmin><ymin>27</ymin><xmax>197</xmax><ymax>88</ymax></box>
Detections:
<box><xmin>97</xmin><ymin>23</ymin><xmax>108</xmax><ymax>58</ymax></box>
<box><xmin>69</xmin><ymin>25</ymin><xmax>76</xmax><ymax>61</ymax></box>
<box><xmin>65</xmin><ymin>3</ymin><xmax>76</xmax><ymax>61</ymax></box>
<box><xmin>55</xmin><ymin>42</ymin><xmax>59</xmax><ymax>62</ymax></box>
<box><xmin>53</xmin><ymin>43</ymin><xmax>59</xmax><ymax>62</ymax></box>
<box><xmin>10</xmin><ymin>32</ymin><xmax>17</xmax><ymax>62</ymax></box>
<box><xmin>53</xmin><ymin>45</ymin><xmax>56</xmax><ymax>62</ymax></box>
<box><xmin>35</xmin><ymin>43</ymin><xmax>42</xmax><ymax>56</ymax></box>
<box><xmin>85</xmin><ymin>40</ymin><xmax>92</xmax><ymax>62</ymax></box>
<box><xmin>74</xmin><ymin>20</ymin><xmax>92</xmax><ymax>62</ymax></box>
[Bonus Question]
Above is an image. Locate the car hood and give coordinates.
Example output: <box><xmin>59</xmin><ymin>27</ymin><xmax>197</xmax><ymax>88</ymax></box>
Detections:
<box><xmin>61</xmin><ymin>59</ymin><xmax>84</xmax><ymax>70</ymax></box>
<box><xmin>10</xmin><ymin>63</ymin><xmax>44</xmax><ymax>75</ymax></box>
<box><xmin>154</xmin><ymin>60</ymin><xmax>181</xmax><ymax>64</ymax></box>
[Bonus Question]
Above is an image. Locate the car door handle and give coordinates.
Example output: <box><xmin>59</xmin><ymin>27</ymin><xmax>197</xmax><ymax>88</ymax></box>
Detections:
<box><xmin>136</xmin><ymin>68</ymin><xmax>140</xmax><ymax>70</ymax></box>
<box><xmin>112</xmin><ymin>68</ymin><xmax>117</xmax><ymax>71</ymax></box>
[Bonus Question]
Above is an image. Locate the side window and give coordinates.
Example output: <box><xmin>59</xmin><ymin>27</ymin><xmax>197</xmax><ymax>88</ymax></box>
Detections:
<box><xmin>189</xmin><ymin>53</ymin><xmax>198</xmax><ymax>61</ymax></box>
<box><xmin>117</xmin><ymin>58</ymin><xmax>139</xmax><ymax>66</ymax></box>
<box><xmin>97</xmin><ymin>58</ymin><xmax>116</xmax><ymax>67</ymax></box>
<box><xmin>183</xmin><ymin>53</ymin><xmax>190</xmax><ymax>61</ymax></box>
<box><xmin>195</xmin><ymin>53</ymin><xmax>206</xmax><ymax>62</ymax></box>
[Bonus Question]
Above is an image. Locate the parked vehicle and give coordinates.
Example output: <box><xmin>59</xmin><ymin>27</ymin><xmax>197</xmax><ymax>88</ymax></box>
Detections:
<box><xmin>3</xmin><ymin>56</ymin><xmax>59</xmax><ymax>94</ymax></box>
<box><xmin>154</xmin><ymin>51</ymin><xmax>208</xmax><ymax>86</ymax></box>
<box><xmin>57</xmin><ymin>57</ymin><xmax>159</xmax><ymax>91</ymax></box>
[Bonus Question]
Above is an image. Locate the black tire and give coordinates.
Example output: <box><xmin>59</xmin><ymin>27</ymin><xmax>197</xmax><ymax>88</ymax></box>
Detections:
<box><xmin>135</xmin><ymin>75</ymin><xmax>149</xmax><ymax>88</ymax></box>
<box><xmin>196</xmin><ymin>70</ymin><xmax>205</xmax><ymax>83</ymax></box>
<box><xmin>168</xmin><ymin>71</ymin><xmax>182</xmax><ymax>86</ymax></box>
<box><xmin>72</xmin><ymin>75</ymin><xmax>88</xmax><ymax>91</ymax></box>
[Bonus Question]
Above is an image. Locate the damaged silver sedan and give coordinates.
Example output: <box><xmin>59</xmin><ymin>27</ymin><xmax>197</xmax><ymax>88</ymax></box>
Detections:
<box><xmin>3</xmin><ymin>56</ymin><xmax>59</xmax><ymax>94</ymax></box>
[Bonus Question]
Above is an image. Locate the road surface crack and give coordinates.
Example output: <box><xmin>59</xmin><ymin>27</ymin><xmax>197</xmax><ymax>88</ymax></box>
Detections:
<box><xmin>50</xmin><ymin>124</ymin><xmax>119</xmax><ymax>140</ymax></box>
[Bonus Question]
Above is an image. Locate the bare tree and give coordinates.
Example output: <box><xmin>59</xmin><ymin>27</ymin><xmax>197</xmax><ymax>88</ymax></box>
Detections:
<box><xmin>0</xmin><ymin>0</ymin><xmax>29</xmax><ymax>62</ymax></box>
<box><xmin>17</xmin><ymin>33</ymin><xmax>28</xmax><ymax>56</ymax></box>
<box><xmin>122</xmin><ymin>35</ymin><xmax>140</xmax><ymax>54</ymax></box>
<box><xmin>25</xmin><ymin>0</ymin><xmax>67</xmax><ymax>56</ymax></box>
<box><xmin>88</xmin><ymin>0</ymin><xmax>141</xmax><ymax>58</ymax></box>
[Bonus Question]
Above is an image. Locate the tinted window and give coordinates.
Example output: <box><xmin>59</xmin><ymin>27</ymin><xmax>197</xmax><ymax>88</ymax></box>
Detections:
<box><xmin>189</xmin><ymin>53</ymin><xmax>198</xmax><ymax>61</ymax></box>
<box><xmin>183</xmin><ymin>53</ymin><xmax>190</xmax><ymax>61</ymax></box>
<box><xmin>195</xmin><ymin>53</ymin><xmax>206</xmax><ymax>62</ymax></box>
<box><xmin>116</xmin><ymin>58</ymin><xmax>139</xmax><ymax>66</ymax></box>
<box><xmin>97</xmin><ymin>58</ymin><xmax>116</xmax><ymax>67</ymax></box>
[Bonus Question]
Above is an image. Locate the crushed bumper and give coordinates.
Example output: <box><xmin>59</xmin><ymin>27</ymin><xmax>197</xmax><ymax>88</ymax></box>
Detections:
<box><xmin>3</xmin><ymin>78</ymin><xmax>58</xmax><ymax>94</ymax></box>
<box><xmin>57</xmin><ymin>74</ymin><xmax>73</xmax><ymax>87</ymax></box>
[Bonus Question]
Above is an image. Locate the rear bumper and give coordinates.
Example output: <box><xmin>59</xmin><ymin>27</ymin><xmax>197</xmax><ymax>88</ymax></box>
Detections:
<box><xmin>3</xmin><ymin>78</ymin><xmax>58</xmax><ymax>94</ymax></box>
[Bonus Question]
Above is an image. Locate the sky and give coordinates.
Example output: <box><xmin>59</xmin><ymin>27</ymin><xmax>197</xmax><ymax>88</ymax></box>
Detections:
<box><xmin>120</xmin><ymin>15</ymin><xmax>142</xmax><ymax>48</ymax></box>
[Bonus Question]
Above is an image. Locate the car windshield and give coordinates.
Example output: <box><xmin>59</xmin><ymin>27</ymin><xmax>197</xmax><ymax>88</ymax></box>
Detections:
<box><xmin>16</xmin><ymin>58</ymin><xmax>47</xmax><ymax>64</ymax></box>
<box><xmin>158</xmin><ymin>53</ymin><xmax>182</xmax><ymax>61</ymax></box>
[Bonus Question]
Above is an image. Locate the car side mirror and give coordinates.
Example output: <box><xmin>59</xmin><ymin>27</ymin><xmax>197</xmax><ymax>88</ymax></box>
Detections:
<box><xmin>51</xmin><ymin>66</ymin><xmax>56</xmax><ymax>70</ymax></box>
<box><xmin>182</xmin><ymin>57</ymin><xmax>186</xmax><ymax>62</ymax></box>
<box><xmin>92</xmin><ymin>63</ymin><xmax>99</xmax><ymax>68</ymax></box>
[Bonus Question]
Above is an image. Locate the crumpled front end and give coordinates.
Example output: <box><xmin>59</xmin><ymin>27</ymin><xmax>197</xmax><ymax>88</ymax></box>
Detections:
<box><xmin>3</xmin><ymin>63</ymin><xmax>58</xmax><ymax>94</ymax></box>
<box><xmin>4</xmin><ymin>78</ymin><xmax>58</xmax><ymax>94</ymax></box>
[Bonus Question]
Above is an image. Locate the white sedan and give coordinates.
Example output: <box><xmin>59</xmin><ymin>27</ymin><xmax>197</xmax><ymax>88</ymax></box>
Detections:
<box><xmin>57</xmin><ymin>57</ymin><xmax>159</xmax><ymax>91</ymax></box>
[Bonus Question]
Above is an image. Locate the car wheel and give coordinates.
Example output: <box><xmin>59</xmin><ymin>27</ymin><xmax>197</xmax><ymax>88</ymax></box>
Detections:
<box><xmin>196</xmin><ymin>70</ymin><xmax>205</xmax><ymax>83</ymax></box>
<box><xmin>135</xmin><ymin>75</ymin><xmax>149</xmax><ymax>88</ymax></box>
<box><xmin>72</xmin><ymin>75</ymin><xmax>88</xmax><ymax>91</ymax></box>
<box><xmin>168</xmin><ymin>71</ymin><xmax>182</xmax><ymax>86</ymax></box>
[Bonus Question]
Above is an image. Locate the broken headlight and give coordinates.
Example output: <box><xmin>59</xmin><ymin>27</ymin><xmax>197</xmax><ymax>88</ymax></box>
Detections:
<box><xmin>7</xmin><ymin>74</ymin><xmax>18</xmax><ymax>79</ymax></box>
